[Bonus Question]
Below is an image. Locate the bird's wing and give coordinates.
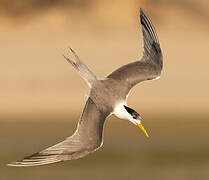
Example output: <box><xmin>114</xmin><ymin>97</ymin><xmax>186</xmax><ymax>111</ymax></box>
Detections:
<box><xmin>107</xmin><ymin>9</ymin><xmax>163</xmax><ymax>93</ymax></box>
<box><xmin>8</xmin><ymin>97</ymin><xmax>110</xmax><ymax>167</ymax></box>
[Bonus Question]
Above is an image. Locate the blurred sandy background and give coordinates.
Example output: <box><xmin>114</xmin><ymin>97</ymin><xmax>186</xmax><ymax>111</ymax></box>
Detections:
<box><xmin>0</xmin><ymin>0</ymin><xmax>209</xmax><ymax>179</ymax></box>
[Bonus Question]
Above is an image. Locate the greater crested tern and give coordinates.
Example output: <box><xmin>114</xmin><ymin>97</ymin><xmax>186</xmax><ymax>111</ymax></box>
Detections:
<box><xmin>8</xmin><ymin>9</ymin><xmax>163</xmax><ymax>167</ymax></box>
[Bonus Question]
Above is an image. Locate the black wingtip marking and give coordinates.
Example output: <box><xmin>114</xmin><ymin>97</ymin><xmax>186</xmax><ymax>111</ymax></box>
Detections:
<box><xmin>140</xmin><ymin>9</ymin><xmax>145</xmax><ymax>26</ymax></box>
<box><xmin>139</xmin><ymin>8</ymin><xmax>159</xmax><ymax>44</ymax></box>
<box><xmin>140</xmin><ymin>8</ymin><xmax>147</xmax><ymax>26</ymax></box>
<box><xmin>139</xmin><ymin>8</ymin><xmax>144</xmax><ymax>15</ymax></box>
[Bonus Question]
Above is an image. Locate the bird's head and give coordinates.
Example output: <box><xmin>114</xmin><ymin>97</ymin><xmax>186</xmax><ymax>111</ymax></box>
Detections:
<box><xmin>124</xmin><ymin>105</ymin><xmax>149</xmax><ymax>137</ymax></box>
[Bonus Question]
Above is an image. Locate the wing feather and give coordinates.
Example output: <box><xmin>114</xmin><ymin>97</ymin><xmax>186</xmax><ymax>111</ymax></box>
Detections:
<box><xmin>107</xmin><ymin>9</ymin><xmax>163</xmax><ymax>92</ymax></box>
<box><xmin>8</xmin><ymin>98</ymin><xmax>110</xmax><ymax>167</ymax></box>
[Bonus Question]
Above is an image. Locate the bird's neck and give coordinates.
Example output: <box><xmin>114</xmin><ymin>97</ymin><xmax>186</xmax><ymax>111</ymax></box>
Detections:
<box><xmin>113</xmin><ymin>102</ymin><xmax>131</xmax><ymax>120</ymax></box>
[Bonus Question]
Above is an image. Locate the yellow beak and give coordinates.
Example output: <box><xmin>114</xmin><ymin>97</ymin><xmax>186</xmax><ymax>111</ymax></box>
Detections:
<box><xmin>136</xmin><ymin>123</ymin><xmax>149</xmax><ymax>137</ymax></box>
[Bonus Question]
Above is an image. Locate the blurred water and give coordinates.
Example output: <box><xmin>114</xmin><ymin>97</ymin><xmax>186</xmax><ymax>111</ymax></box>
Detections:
<box><xmin>1</xmin><ymin>115</ymin><xmax>209</xmax><ymax>180</ymax></box>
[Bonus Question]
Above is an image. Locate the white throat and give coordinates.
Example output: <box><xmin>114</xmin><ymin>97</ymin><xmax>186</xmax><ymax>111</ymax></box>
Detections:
<box><xmin>113</xmin><ymin>102</ymin><xmax>132</xmax><ymax>120</ymax></box>
<box><xmin>113</xmin><ymin>102</ymin><xmax>142</xmax><ymax>126</ymax></box>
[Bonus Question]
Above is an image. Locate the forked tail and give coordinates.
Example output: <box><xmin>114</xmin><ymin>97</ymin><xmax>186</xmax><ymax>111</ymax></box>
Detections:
<box><xmin>63</xmin><ymin>48</ymin><xmax>97</xmax><ymax>87</ymax></box>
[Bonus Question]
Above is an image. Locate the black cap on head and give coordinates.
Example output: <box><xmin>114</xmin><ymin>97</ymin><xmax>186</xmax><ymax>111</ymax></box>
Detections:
<box><xmin>124</xmin><ymin>106</ymin><xmax>140</xmax><ymax>119</ymax></box>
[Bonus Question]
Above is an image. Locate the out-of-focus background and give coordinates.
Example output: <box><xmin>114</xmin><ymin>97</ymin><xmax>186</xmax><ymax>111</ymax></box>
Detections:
<box><xmin>1</xmin><ymin>0</ymin><xmax>209</xmax><ymax>179</ymax></box>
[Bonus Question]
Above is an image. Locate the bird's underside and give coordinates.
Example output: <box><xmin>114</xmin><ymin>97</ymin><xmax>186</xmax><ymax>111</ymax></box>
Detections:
<box><xmin>8</xmin><ymin>8</ymin><xmax>163</xmax><ymax>167</ymax></box>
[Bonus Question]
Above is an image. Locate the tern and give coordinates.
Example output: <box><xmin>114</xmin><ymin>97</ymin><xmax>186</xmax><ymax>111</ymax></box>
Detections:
<box><xmin>8</xmin><ymin>9</ymin><xmax>163</xmax><ymax>167</ymax></box>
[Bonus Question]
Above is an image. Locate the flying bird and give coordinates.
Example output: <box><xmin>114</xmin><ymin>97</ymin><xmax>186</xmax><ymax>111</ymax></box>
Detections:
<box><xmin>8</xmin><ymin>9</ymin><xmax>163</xmax><ymax>167</ymax></box>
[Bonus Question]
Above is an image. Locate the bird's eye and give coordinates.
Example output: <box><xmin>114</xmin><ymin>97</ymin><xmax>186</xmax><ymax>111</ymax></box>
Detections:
<box><xmin>133</xmin><ymin>113</ymin><xmax>138</xmax><ymax>119</ymax></box>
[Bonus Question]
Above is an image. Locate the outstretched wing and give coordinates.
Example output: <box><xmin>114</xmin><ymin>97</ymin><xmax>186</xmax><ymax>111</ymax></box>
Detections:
<box><xmin>8</xmin><ymin>97</ymin><xmax>110</xmax><ymax>167</ymax></box>
<box><xmin>107</xmin><ymin>9</ymin><xmax>163</xmax><ymax>92</ymax></box>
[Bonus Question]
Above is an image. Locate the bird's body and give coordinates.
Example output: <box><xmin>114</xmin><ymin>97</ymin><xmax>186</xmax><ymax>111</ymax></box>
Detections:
<box><xmin>90</xmin><ymin>78</ymin><xmax>127</xmax><ymax>111</ymax></box>
<box><xmin>8</xmin><ymin>9</ymin><xmax>163</xmax><ymax>167</ymax></box>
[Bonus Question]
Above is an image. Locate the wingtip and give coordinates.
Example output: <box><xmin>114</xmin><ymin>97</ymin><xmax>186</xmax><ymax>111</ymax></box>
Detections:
<box><xmin>139</xmin><ymin>8</ymin><xmax>146</xmax><ymax>25</ymax></box>
<box><xmin>7</xmin><ymin>160</ymin><xmax>30</xmax><ymax>167</ymax></box>
<box><xmin>139</xmin><ymin>8</ymin><xmax>146</xmax><ymax>17</ymax></box>
<box><xmin>139</xmin><ymin>8</ymin><xmax>159</xmax><ymax>44</ymax></box>
<box><xmin>7</xmin><ymin>159</ymin><xmax>62</xmax><ymax>167</ymax></box>
<box><xmin>7</xmin><ymin>161</ymin><xmax>22</xmax><ymax>167</ymax></box>
<box><xmin>139</xmin><ymin>8</ymin><xmax>144</xmax><ymax>14</ymax></box>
